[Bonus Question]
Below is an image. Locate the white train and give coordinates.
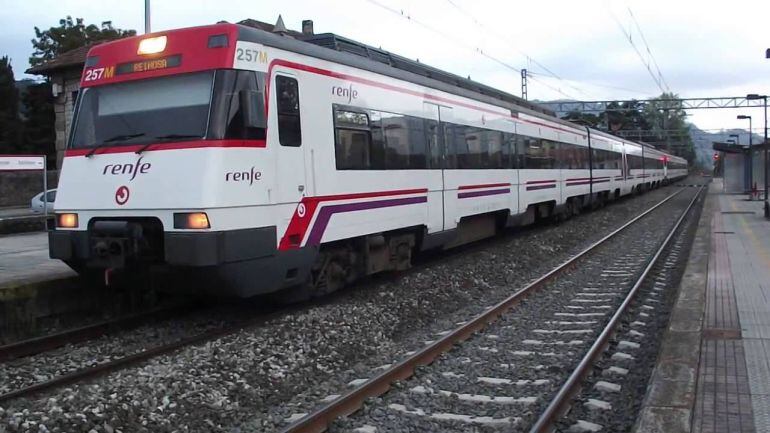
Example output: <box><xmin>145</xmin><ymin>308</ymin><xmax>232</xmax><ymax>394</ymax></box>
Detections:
<box><xmin>49</xmin><ymin>23</ymin><xmax>688</xmax><ymax>297</ymax></box>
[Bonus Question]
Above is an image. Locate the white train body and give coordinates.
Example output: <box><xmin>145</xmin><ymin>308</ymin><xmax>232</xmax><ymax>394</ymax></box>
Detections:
<box><xmin>49</xmin><ymin>23</ymin><xmax>688</xmax><ymax>297</ymax></box>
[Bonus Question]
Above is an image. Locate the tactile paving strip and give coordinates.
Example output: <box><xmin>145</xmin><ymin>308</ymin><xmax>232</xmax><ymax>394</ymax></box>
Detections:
<box><xmin>744</xmin><ymin>339</ymin><xmax>770</xmax><ymax>395</ymax></box>
<box><xmin>749</xmin><ymin>394</ymin><xmax>770</xmax><ymax>433</ymax></box>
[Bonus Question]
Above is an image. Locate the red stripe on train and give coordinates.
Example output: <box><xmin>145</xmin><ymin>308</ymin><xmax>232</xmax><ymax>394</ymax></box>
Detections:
<box><xmin>458</xmin><ymin>182</ymin><xmax>511</xmax><ymax>190</ymax></box>
<box><xmin>64</xmin><ymin>139</ymin><xmax>266</xmax><ymax>157</ymax></box>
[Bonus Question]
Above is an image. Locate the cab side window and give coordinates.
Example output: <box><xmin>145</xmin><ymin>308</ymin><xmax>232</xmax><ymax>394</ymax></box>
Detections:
<box><xmin>276</xmin><ymin>76</ymin><xmax>301</xmax><ymax>147</ymax></box>
<box><xmin>224</xmin><ymin>71</ymin><xmax>265</xmax><ymax>140</ymax></box>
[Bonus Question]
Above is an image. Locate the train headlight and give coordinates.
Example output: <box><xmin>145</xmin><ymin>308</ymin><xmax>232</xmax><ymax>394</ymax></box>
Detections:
<box><xmin>137</xmin><ymin>36</ymin><xmax>167</xmax><ymax>55</ymax></box>
<box><xmin>174</xmin><ymin>212</ymin><xmax>210</xmax><ymax>229</ymax></box>
<box><xmin>56</xmin><ymin>213</ymin><xmax>79</xmax><ymax>228</ymax></box>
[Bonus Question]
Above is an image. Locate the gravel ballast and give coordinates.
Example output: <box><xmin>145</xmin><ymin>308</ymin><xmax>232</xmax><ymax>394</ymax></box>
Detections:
<box><xmin>556</xmin><ymin>186</ymin><xmax>703</xmax><ymax>433</ymax></box>
<box><xmin>331</xmin><ymin>186</ymin><xmax>702</xmax><ymax>432</ymax></box>
<box><xmin>0</xmin><ymin>183</ymin><xmax>699</xmax><ymax>432</ymax></box>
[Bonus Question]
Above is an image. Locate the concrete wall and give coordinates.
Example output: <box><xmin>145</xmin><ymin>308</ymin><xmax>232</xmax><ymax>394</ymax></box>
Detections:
<box><xmin>0</xmin><ymin>170</ymin><xmax>59</xmax><ymax>207</ymax></box>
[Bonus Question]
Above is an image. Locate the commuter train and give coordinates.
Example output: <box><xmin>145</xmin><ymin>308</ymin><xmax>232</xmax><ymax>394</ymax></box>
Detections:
<box><xmin>49</xmin><ymin>22</ymin><xmax>688</xmax><ymax>298</ymax></box>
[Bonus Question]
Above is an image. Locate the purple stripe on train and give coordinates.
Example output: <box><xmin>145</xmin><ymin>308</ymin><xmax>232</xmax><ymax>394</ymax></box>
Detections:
<box><xmin>458</xmin><ymin>188</ymin><xmax>511</xmax><ymax>199</ymax></box>
<box><xmin>526</xmin><ymin>184</ymin><xmax>556</xmax><ymax>191</ymax></box>
<box><xmin>305</xmin><ymin>196</ymin><xmax>427</xmax><ymax>246</ymax></box>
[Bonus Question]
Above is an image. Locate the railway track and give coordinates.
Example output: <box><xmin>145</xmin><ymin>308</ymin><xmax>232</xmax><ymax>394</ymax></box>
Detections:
<box><xmin>0</xmin><ymin>303</ymin><xmax>196</xmax><ymax>362</ymax></box>
<box><xmin>278</xmin><ymin>185</ymin><xmax>704</xmax><ymax>433</ymax></box>
<box><xmin>0</xmin><ymin>302</ymin><xmax>291</xmax><ymax>403</ymax></box>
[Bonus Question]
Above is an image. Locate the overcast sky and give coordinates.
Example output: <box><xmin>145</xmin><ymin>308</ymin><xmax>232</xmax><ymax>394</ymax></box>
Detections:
<box><xmin>2</xmin><ymin>0</ymin><xmax>768</xmax><ymax>134</ymax></box>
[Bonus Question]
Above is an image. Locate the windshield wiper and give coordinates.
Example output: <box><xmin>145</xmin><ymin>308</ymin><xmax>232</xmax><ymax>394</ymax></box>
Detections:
<box><xmin>155</xmin><ymin>134</ymin><xmax>201</xmax><ymax>140</ymax></box>
<box><xmin>85</xmin><ymin>133</ymin><xmax>146</xmax><ymax>158</ymax></box>
<box><xmin>135</xmin><ymin>134</ymin><xmax>202</xmax><ymax>154</ymax></box>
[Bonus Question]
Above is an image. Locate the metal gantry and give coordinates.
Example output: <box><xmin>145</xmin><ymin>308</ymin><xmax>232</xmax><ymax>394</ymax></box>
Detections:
<box><xmin>538</xmin><ymin>96</ymin><xmax>767</xmax><ymax>114</ymax></box>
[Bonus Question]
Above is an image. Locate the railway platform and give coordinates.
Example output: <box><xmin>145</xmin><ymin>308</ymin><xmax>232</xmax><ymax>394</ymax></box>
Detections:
<box><xmin>0</xmin><ymin>231</ymin><xmax>74</xmax><ymax>290</ymax></box>
<box><xmin>636</xmin><ymin>180</ymin><xmax>770</xmax><ymax>433</ymax></box>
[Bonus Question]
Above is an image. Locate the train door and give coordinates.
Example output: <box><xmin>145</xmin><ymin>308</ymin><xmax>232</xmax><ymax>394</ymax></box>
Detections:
<box><xmin>271</xmin><ymin>73</ymin><xmax>308</xmax><ymax>205</ymax></box>
<box><xmin>424</xmin><ymin>102</ymin><xmax>445</xmax><ymax>232</ymax></box>
<box><xmin>437</xmin><ymin>105</ymin><xmax>455</xmax><ymax>231</ymax></box>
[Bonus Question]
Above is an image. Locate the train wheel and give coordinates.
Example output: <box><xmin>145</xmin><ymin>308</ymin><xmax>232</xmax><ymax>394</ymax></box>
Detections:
<box><xmin>316</xmin><ymin>254</ymin><xmax>349</xmax><ymax>294</ymax></box>
<box><xmin>269</xmin><ymin>247</ymin><xmax>357</xmax><ymax>304</ymax></box>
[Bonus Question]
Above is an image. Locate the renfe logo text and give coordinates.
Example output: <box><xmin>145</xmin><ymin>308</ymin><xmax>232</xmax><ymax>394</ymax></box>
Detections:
<box><xmin>332</xmin><ymin>83</ymin><xmax>358</xmax><ymax>103</ymax></box>
<box><xmin>102</xmin><ymin>157</ymin><xmax>151</xmax><ymax>181</ymax></box>
<box><xmin>226</xmin><ymin>167</ymin><xmax>262</xmax><ymax>185</ymax></box>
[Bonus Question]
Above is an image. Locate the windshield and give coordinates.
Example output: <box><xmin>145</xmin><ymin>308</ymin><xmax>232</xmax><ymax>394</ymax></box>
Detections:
<box><xmin>69</xmin><ymin>70</ymin><xmax>267</xmax><ymax>149</ymax></box>
<box><xmin>70</xmin><ymin>72</ymin><xmax>214</xmax><ymax>148</ymax></box>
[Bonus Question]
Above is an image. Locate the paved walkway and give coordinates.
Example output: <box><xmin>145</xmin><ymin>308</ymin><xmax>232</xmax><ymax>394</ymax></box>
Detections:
<box><xmin>637</xmin><ymin>182</ymin><xmax>770</xmax><ymax>433</ymax></box>
<box><xmin>0</xmin><ymin>231</ymin><xmax>74</xmax><ymax>288</ymax></box>
<box><xmin>700</xmin><ymin>194</ymin><xmax>770</xmax><ymax>432</ymax></box>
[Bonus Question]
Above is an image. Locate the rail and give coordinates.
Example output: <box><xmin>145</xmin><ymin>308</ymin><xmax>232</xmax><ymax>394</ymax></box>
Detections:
<box><xmin>529</xmin><ymin>185</ymin><xmax>703</xmax><ymax>432</ymax></box>
<box><xmin>280</xmin><ymin>188</ymin><xmax>687</xmax><ymax>433</ymax></box>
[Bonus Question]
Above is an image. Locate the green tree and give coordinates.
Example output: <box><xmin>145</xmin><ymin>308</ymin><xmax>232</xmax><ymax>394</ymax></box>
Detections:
<box><xmin>564</xmin><ymin>93</ymin><xmax>696</xmax><ymax>163</ymax></box>
<box><xmin>30</xmin><ymin>16</ymin><xmax>135</xmax><ymax>67</ymax></box>
<box><xmin>643</xmin><ymin>93</ymin><xmax>695</xmax><ymax>161</ymax></box>
<box><xmin>605</xmin><ymin>100</ymin><xmax>650</xmax><ymax>133</ymax></box>
<box><xmin>21</xmin><ymin>82</ymin><xmax>55</xmax><ymax>160</ymax></box>
<box><xmin>562</xmin><ymin>110</ymin><xmax>602</xmax><ymax>128</ymax></box>
<box><xmin>0</xmin><ymin>56</ymin><xmax>22</xmax><ymax>153</ymax></box>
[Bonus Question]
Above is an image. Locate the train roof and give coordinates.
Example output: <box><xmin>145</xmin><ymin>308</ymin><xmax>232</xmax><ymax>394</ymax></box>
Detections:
<box><xmin>235</xmin><ymin>24</ymin><xmax>673</xmax><ymax>157</ymax></box>
<box><xmin>235</xmin><ymin>25</ymin><xmax>567</xmax><ymax>120</ymax></box>
<box><xmin>299</xmin><ymin>33</ymin><xmax>554</xmax><ymax>116</ymax></box>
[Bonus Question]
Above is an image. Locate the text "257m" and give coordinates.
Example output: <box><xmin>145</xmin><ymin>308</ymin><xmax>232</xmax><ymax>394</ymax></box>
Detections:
<box><xmin>236</xmin><ymin>48</ymin><xmax>268</xmax><ymax>64</ymax></box>
<box><xmin>84</xmin><ymin>67</ymin><xmax>114</xmax><ymax>82</ymax></box>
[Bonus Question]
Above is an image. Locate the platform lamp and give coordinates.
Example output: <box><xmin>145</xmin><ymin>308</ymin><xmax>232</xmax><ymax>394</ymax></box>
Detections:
<box><xmin>747</xmin><ymin>94</ymin><xmax>768</xmax><ymax>217</ymax></box>
<box><xmin>738</xmin><ymin>115</ymin><xmax>753</xmax><ymax>198</ymax></box>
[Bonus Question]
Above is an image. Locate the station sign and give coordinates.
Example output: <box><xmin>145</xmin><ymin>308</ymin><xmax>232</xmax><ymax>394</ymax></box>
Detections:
<box><xmin>0</xmin><ymin>155</ymin><xmax>45</xmax><ymax>171</ymax></box>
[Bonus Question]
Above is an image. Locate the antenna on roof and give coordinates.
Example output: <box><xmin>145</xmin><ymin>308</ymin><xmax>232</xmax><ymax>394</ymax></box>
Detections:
<box><xmin>273</xmin><ymin>15</ymin><xmax>287</xmax><ymax>33</ymax></box>
<box><xmin>144</xmin><ymin>0</ymin><xmax>151</xmax><ymax>34</ymax></box>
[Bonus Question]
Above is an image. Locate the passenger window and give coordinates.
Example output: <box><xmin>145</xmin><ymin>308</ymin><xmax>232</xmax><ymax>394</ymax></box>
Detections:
<box><xmin>524</xmin><ymin>138</ymin><xmax>558</xmax><ymax>169</ymax></box>
<box><xmin>334</xmin><ymin>109</ymin><xmax>372</xmax><ymax>169</ymax></box>
<box><xmin>381</xmin><ymin>112</ymin><xmax>428</xmax><ymax>169</ymax></box>
<box><xmin>276</xmin><ymin>76</ymin><xmax>301</xmax><ymax>147</ymax></box>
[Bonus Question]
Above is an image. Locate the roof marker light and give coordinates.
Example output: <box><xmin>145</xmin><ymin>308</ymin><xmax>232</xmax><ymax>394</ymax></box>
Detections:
<box><xmin>137</xmin><ymin>36</ymin><xmax>167</xmax><ymax>55</ymax></box>
<box><xmin>208</xmin><ymin>34</ymin><xmax>229</xmax><ymax>48</ymax></box>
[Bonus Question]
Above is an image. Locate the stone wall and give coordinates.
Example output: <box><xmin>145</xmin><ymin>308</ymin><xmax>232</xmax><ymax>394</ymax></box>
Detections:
<box><xmin>0</xmin><ymin>170</ymin><xmax>59</xmax><ymax>207</ymax></box>
<box><xmin>52</xmin><ymin>69</ymin><xmax>82</xmax><ymax>169</ymax></box>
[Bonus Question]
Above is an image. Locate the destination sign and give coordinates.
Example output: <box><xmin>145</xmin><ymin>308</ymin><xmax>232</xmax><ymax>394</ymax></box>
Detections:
<box><xmin>116</xmin><ymin>55</ymin><xmax>182</xmax><ymax>75</ymax></box>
